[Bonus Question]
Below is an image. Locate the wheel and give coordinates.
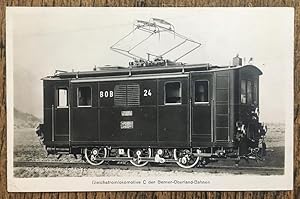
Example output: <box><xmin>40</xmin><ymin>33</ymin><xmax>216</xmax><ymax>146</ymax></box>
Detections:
<box><xmin>173</xmin><ymin>148</ymin><xmax>200</xmax><ymax>169</ymax></box>
<box><xmin>127</xmin><ymin>148</ymin><xmax>151</xmax><ymax>167</ymax></box>
<box><xmin>84</xmin><ymin>147</ymin><xmax>107</xmax><ymax>166</ymax></box>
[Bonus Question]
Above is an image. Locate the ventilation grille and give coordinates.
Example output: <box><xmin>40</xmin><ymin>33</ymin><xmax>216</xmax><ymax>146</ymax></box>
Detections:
<box><xmin>114</xmin><ymin>85</ymin><xmax>127</xmax><ymax>106</ymax></box>
<box><xmin>127</xmin><ymin>84</ymin><xmax>140</xmax><ymax>106</ymax></box>
<box><xmin>114</xmin><ymin>84</ymin><xmax>140</xmax><ymax>106</ymax></box>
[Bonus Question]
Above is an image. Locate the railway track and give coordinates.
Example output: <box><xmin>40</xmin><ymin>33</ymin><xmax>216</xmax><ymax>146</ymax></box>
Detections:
<box><xmin>14</xmin><ymin>161</ymin><xmax>284</xmax><ymax>175</ymax></box>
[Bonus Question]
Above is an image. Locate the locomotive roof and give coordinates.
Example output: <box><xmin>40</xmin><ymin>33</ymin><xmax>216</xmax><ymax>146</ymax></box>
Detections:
<box><xmin>43</xmin><ymin>64</ymin><xmax>262</xmax><ymax>80</ymax></box>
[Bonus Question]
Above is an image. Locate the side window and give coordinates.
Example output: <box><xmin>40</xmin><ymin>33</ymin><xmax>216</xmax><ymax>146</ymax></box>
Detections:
<box><xmin>253</xmin><ymin>79</ymin><xmax>258</xmax><ymax>104</ymax></box>
<box><xmin>241</xmin><ymin>80</ymin><xmax>246</xmax><ymax>104</ymax></box>
<box><xmin>165</xmin><ymin>82</ymin><xmax>181</xmax><ymax>104</ymax></box>
<box><xmin>195</xmin><ymin>81</ymin><xmax>208</xmax><ymax>103</ymax></box>
<box><xmin>58</xmin><ymin>88</ymin><xmax>68</xmax><ymax>107</ymax></box>
<box><xmin>78</xmin><ymin>86</ymin><xmax>92</xmax><ymax>107</ymax></box>
<box><xmin>247</xmin><ymin>80</ymin><xmax>252</xmax><ymax>104</ymax></box>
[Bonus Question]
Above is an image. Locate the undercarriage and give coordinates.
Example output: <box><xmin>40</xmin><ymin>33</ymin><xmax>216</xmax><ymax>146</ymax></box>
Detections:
<box><xmin>38</xmin><ymin>144</ymin><xmax>266</xmax><ymax>169</ymax></box>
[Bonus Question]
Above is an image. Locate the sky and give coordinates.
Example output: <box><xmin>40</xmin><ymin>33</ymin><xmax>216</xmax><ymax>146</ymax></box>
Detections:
<box><xmin>7</xmin><ymin>7</ymin><xmax>294</xmax><ymax>123</ymax></box>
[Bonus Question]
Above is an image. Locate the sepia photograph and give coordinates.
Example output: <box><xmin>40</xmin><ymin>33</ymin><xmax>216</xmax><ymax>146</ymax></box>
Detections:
<box><xmin>6</xmin><ymin>7</ymin><xmax>293</xmax><ymax>191</ymax></box>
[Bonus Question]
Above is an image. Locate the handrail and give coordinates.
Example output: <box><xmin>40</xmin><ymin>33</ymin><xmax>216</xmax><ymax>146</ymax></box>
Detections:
<box><xmin>51</xmin><ymin>105</ymin><xmax>54</xmax><ymax>142</ymax></box>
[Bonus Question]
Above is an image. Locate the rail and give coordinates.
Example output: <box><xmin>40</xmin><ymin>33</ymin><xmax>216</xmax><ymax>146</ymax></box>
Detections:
<box><xmin>14</xmin><ymin>161</ymin><xmax>284</xmax><ymax>175</ymax></box>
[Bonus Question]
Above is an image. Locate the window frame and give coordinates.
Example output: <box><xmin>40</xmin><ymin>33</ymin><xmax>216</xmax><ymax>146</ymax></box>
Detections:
<box><xmin>253</xmin><ymin>78</ymin><xmax>258</xmax><ymax>105</ymax></box>
<box><xmin>164</xmin><ymin>81</ymin><xmax>182</xmax><ymax>105</ymax></box>
<box><xmin>247</xmin><ymin>80</ymin><xmax>253</xmax><ymax>104</ymax></box>
<box><xmin>240</xmin><ymin>79</ymin><xmax>247</xmax><ymax>104</ymax></box>
<box><xmin>56</xmin><ymin>87</ymin><xmax>69</xmax><ymax>108</ymax></box>
<box><xmin>241</xmin><ymin>79</ymin><xmax>258</xmax><ymax>105</ymax></box>
<box><xmin>77</xmin><ymin>86</ymin><xmax>92</xmax><ymax>108</ymax></box>
<box><xmin>194</xmin><ymin>80</ymin><xmax>209</xmax><ymax>104</ymax></box>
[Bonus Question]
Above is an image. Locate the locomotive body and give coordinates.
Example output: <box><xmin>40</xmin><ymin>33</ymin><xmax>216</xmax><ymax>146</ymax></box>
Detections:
<box><xmin>37</xmin><ymin>61</ymin><xmax>267</xmax><ymax>168</ymax></box>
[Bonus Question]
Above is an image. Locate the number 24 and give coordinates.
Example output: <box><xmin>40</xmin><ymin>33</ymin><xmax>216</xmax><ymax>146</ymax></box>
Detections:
<box><xmin>143</xmin><ymin>89</ymin><xmax>152</xmax><ymax>97</ymax></box>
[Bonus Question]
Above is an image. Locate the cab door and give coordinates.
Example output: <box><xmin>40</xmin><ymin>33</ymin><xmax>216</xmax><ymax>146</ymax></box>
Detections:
<box><xmin>70</xmin><ymin>82</ymin><xmax>99</xmax><ymax>142</ymax></box>
<box><xmin>191</xmin><ymin>73</ymin><xmax>213</xmax><ymax>144</ymax></box>
<box><xmin>158</xmin><ymin>77</ymin><xmax>189</xmax><ymax>146</ymax></box>
<box><xmin>54</xmin><ymin>81</ymin><xmax>70</xmax><ymax>142</ymax></box>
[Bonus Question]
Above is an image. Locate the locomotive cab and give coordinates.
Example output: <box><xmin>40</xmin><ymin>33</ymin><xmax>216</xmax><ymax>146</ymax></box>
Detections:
<box><xmin>234</xmin><ymin>65</ymin><xmax>267</xmax><ymax>158</ymax></box>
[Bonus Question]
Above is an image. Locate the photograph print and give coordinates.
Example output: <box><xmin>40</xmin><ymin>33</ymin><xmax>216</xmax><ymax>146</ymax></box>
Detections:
<box><xmin>6</xmin><ymin>7</ymin><xmax>294</xmax><ymax>191</ymax></box>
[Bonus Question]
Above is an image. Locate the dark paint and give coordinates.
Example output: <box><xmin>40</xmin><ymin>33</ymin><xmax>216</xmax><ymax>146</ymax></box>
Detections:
<box><xmin>215</xmin><ymin>71</ymin><xmax>230</xmax><ymax>142</ymax></box>
<box><xmin>41</xmin><ymin>65</ymin><xmax>262</xmax><ymax>149</ymax></box>
<box><xmin>191</xmin><ymin>72</ymin><xmax>213</xmax><ymax>144</ymax></box>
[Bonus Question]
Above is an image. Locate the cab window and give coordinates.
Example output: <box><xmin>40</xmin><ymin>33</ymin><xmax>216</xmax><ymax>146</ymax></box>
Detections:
<box><xmin>78</xmin><ymin>86</ymin><xmax>92</xmax><ymax>107</ymax></box>
<box><xmin>247</xmin><ymin>80</ymin><xmax>253</xmax><ymax>104</ymax></box>
<box><xmin>253</xmin><ymin>79</ymin><xmax>258</xmax><ymax>104</ymax></box>
<box><xmin>195</xmin><ymin>81</ymin><xmax>208</xmax><ymax>103</ymax></box>
<box><xmin>241</xmin><ymin>80</ymin><xmax>246</xmax><ymax>104</ymax></box>
<box><xmin>165</xmin><ymin>82</ymin><xmax>181</xmax><ymax>104</ymax></box>
<box><xmin>57</xmin><ymin>88</ymin><xmax>68</xmax><ymax>107</ymax></box>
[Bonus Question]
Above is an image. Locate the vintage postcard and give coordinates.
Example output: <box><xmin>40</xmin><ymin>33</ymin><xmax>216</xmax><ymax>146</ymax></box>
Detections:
<box><xmin>6</xmin><ymin>7</ymin><xmax>294</xmax><ymax>191</ymax></box>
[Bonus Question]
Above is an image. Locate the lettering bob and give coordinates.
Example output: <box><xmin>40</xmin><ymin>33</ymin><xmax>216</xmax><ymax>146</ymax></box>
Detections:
<box><xmin>36</xmin><ymin>18</ymin><xmax>267</xmax><ymax>169</ymax></box>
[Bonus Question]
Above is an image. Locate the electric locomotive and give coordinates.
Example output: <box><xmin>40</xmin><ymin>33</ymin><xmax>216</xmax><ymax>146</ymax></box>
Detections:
<box><xmin>36</xmin><ymin>18</ymin><xmax>267</xmax><ymax>168</ymax></box>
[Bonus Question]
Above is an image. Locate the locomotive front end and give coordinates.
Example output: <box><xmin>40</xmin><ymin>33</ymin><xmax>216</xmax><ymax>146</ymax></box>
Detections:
<box><xmin>234</xmin><ymin>63</ymin><xmax>268</xmax><ymax>162</ymax></box>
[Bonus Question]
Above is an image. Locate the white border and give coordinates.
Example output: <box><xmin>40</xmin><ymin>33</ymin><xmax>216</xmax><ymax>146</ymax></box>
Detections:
<box><xmin>6</xmin><ymin>7</ymin><xmax>294</xmax><ymax>192</ymax></box>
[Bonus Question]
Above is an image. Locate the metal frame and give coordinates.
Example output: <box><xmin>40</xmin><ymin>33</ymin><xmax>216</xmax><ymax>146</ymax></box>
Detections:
<box><xmin>71</xmin><ymin>73</ymin><xmax>189</xmax><ymax>83</ymax></box>
<box><xmin>51</xmin><ymin>104</ymin><xmax>54</xmax><ymax>142</ymax></box>
<box><xmin>110</xmin><ymin>18</ymin><xmax>201</xmax><ymax>64</ymax></box>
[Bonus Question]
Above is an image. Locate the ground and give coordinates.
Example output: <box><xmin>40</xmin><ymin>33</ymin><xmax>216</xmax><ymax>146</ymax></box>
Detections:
<box><xmin>13</xmin><ymin>123</ymin><xmax>285</xmax><ymax>177</ymax></box>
